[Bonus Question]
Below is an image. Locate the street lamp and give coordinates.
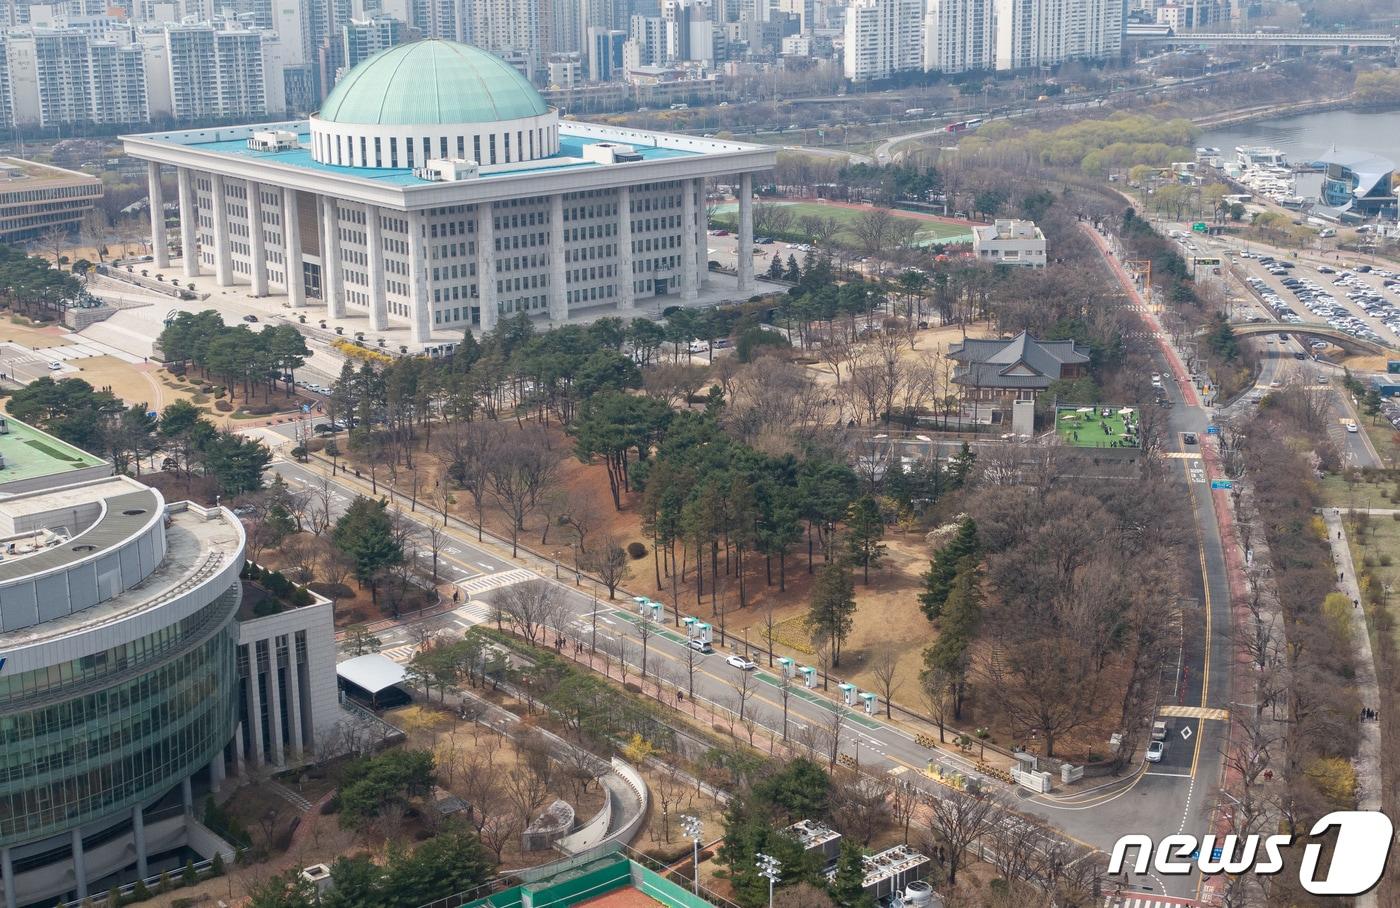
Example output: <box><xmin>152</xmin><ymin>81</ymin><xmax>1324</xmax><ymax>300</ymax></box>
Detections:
<box><xmin>680</xmin><ymin>814</ymin><xmax>703</xmax><ymax>896</ymax></box>
<box><xmin>756</xmin><ymin>852</ymin><xmax>781</xmax><ymax>908</ymax></box>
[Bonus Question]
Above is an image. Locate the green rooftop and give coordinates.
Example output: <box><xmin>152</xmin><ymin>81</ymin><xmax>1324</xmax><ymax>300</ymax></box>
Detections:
<box><xmin>319</xmin><ymin>40</ymin><xmax>549</xmax><ymax>126</ymax></box>
<box><xmin>0</xmin><ymin>416</ymin><xmax>106</xmax><ymax>486</ymax></box>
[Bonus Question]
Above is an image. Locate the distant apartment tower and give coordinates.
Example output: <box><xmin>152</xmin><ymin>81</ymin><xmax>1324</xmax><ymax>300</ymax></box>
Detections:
<box><xmin>993</xmin><ymin>0</ymin><xmax>1122</xmax><ymax>70</ymax></box>
<box><xmin>662</xmin><ymin>0</ymin><xmax>713</xmax><ymax>63</ymax></box>
<box><xmin>343</xmin><ymin>14</ymin><xmax>407</xmax><ymax>69</ymax></box>
<box><xmin>586</xmin><ymin>25</ymin><xmax>626</xmax><ymax>80</ymax></box>
<box><xmin>164</xmin><ymin>22</ymin><xmax>267</xmax><ymax>120</ymax></box>
<box><xmin>924</xmin><ymin>0</ymin><xmax>993</xmax><ymax>72</ymax></box>
<box><xmin>842</xmin><ymin>0</ymin><xmax>923</xmax><ymax>81</ymax></box>
<box><xmin>4</xmin><ymin>27</ymin><xmax>148</xmax><ymax>127</ymax></box>
<box><xmin>468</xmin><ymin>0</ymin><xmax>542</xmax><ymax>77</ymax></box>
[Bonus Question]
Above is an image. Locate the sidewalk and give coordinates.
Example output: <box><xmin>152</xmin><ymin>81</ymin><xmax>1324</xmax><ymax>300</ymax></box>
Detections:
<box><xmin>1322</xmin><ymin>511</ymin><xmax>1383</xmax><ymax>848</ymax></box>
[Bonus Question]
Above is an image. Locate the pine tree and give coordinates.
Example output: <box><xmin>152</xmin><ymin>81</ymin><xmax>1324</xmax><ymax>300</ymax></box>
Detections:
<box><xmin>807</xmin><ymin>561</ymin><xmax>856</xmax><ymax>667</ymax></box>
<box><xmin>922</xmin><ymin>557</ymin><xmax>982</xmax><ymax>718</ymax></box>
<box><xmin>768</xmin><ymin>255</ymin><xmax>785</xmax><ymax>280</ymax></box>
<box><xmin>784</xmin><ymin>254</ymin><xmax>801</xmax><ymax>282</ymax></box>
<box><xmin>828</xmin><ymin>839</ymin><xmax>874</xmax><ymax>907</ymax></box>
<box><xmin>920</xmin><ymin>517</ymin><xmax>978</xmax><ymax>621</ymax></box>
<box><xmin>844</xmin><ymin>496</ymin><xmax>886</xmax><ymax>585</ymax></box>
<box><xmin>948</xmin><ymin>441</ymin><xmax>977</xmax><ymax>486</ymax></box>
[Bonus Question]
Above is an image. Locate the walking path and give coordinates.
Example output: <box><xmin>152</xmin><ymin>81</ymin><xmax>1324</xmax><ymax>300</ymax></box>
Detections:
<box><xmin>1322</xmin><ymin>509</ymin><xmax>1382</xmax><ymax>908</ymax></box>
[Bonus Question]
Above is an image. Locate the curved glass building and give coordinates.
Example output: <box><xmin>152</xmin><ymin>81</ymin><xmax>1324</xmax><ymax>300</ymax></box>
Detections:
<box><xmin>0</xmin><ymin>475</ymin><xmax>245</xmax><ymax>908</ymax></box>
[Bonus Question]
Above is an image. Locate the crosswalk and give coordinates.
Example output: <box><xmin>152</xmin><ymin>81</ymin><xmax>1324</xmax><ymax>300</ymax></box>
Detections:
<box><xmin>1107</xmin><ymin>897</ymin><xmax>1200</xmax><ymax>908</ymax></box>
<box><xmin>456</xmin><ymin>568</ymin><xmax>536</xmax><ymax>597</ymax></box>
<box><xmin>1159</xmin><ymin>705</ymin><xmax>1229</xmax><ymax>721</ymax></box>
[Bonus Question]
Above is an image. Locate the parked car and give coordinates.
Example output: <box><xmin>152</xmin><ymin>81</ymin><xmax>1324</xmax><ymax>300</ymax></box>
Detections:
<box><xmin>1146</xmin><ymin>740</ymin><xmax>1166</xmax><ymax>763</ymax></box>
<box><xmin>726</xmin><ymin>655</ymin><xmax>757</xmax><ymax>671</ymax></box>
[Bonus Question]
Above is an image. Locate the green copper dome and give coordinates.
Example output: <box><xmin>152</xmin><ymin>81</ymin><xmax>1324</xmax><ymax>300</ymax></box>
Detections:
<box><xmin>319</xmin><ymin>40</ymin><xmax>549</xmax><ymax>126</ymax></box>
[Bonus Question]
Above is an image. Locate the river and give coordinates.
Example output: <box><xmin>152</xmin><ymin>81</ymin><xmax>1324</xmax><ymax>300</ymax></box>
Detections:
<box><xmin>1200</xmin><ymin>107</ymin><xmax>1400</xmax><ymax>164</ymax></box>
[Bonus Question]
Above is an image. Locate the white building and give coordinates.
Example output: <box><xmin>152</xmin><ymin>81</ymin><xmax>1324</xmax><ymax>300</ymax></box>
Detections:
<box><xmin>972</xmin><ymin>218</ymin><xmax>1046</xmax><ymax>267</ymax></box>
<box><xmin>923</xmin><ymin>0</ymin><xmax>994</xmax><ymax>73</ymax></box>
<box><xmin>993</xmin><ymin>0</ymin><xmax>1122</xmax><ymax>70</ymax></box>
<box><xmin>842</xmin><ymin>0</ymin><xmax>923</xmax><ymax>82</ymax></box>
<box><xmin>122</xmin><ymin>39</ymin><xmax>773</xmax><ymax>352</ymax></box>
<box><xmin>163</xmin><ymin>22</ymin><xmax>268</xmax><ymax>120</ymax></box>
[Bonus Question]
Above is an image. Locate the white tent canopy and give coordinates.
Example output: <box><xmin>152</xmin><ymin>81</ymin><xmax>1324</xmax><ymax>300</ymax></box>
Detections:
<box><xmin>336</xmin><ymin>653</ymin><xmax>407</xmax><ymax>694</ymax></box>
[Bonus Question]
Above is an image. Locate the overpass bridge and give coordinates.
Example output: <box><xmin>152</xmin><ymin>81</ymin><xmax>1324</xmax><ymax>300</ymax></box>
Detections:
<box><xmin>1222</xmin><ymin>321</ymin><xmax>1397</xmax><ymax>355</ymax></box>
<box><xmin>1134</xmin><ymin>31</ymin><xmax>1398</xmax><ymax>52</ymax></box>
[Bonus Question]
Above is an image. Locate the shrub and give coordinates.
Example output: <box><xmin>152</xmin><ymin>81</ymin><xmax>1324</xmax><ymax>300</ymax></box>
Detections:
<box><xmin>182</xmin><ymin>860</ymin><xmax>198</xmax><ymax>886</ymax></box>
<box><xmin>214</xmin><ymin>400</ymin><xmax>233</xmax><ymax>413</ymax></box>
<box><xmin>1383</xmin><ymin>554</ymin><xmax>1394</xmax><ymax>567</ymax></box>
<box><xmin>106</xmin><ymin>887</ymin><xmax>122</xmax><ymax>907</ymax></box>
<box><xmin>129</xmin><ymin>881</ymin><xmax>151</xmax><ymax>902</ymax></box>
<box><xmin>292</xmin><ymin>586</ymin><xmax>315</xmax><ymax>607</ymax></box>
<box><xmin>210</xmin><ymin>853</ymin><xmax>225</xmax><ymax>877</ymax></box>
<box><xmin>626</xmin><ymin>541</ymin><xmax>647</xmax><ymax>559</ymax></box>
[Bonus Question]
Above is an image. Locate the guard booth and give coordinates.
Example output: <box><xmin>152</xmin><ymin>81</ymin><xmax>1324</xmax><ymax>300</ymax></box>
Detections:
<box><xmin>683</xmin><ymin>616</ymin><xmax>697</xmax><ymax>638</ymax></box>
<box><xmin>799</xmin><ymin>665</ymin><xmax>817</xmax><ymax>688</ymax></box>
<box><xmin>633</xmin><ymin>596</ymin><xmax>651</xmax><ymax>617</ymax></box>
<box><xmin>648</xmin><ymin>600</ymin><xmax>665</xmax><ymax>621</ymax></box>
<box><xmin>839</xmin><ymin>682</ymin><xmax>856</xmax><ymax>706</ymax></box>
<box><xmin>695</xmin><ymin>622</ymin><xmax>712</xmax><ymax>645</ymax></box>
<box><xmin>777</xmin><ymin>656</ymin><xmax>794</xmax><ymax>678</ymax></box>
<box><xmin>860</xmin><ymin>692</ymin><xmax>877</xmax><ymax>715</ymax></box>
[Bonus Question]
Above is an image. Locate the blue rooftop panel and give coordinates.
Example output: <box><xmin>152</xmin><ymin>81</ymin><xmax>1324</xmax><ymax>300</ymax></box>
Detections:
<box><xmin>169</xmin><ymin>131</ymin><xmax>700</xmax><ymax>186</ymax></box>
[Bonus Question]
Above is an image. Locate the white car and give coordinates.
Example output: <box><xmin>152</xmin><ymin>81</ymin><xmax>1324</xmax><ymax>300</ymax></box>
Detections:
<box><xmin>726</xmin><ymin>654</ymin><xmax>757</xmax><ymax>671</ymax></box>
<box><xmin>48</xmin><ymin>361</ymin><xmax>62</xmax><ymax>370</ymax></box>
<box><xmin>1146</xmin><ymin>740</ymin><xmax>1166</xmax><ymax>763</ymax></box>
<box><xmin>1347</xmin><ymin>423</ymin><xmax>1360</xmax><ymax>434</ymax></box>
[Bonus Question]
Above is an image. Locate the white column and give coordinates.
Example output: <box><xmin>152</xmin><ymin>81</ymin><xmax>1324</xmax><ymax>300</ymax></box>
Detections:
<box><xmin>680</xmin><ymin>179</ymin><xmax>698</xmax><ymax>301</ymax></box>
<box><xmin>738</xmin><ymin>173</ymin><xmax>755</xmax><ymax>292</ymax></box>
<box><xmin>246</xmin><ymin>651</ymin><xmax>264</xmax><ymax>767</ymax></box>
<box><xmin>282</xmin><ymin>187</ymin><xmax>305</xmax><ymax>307</ymax></box>
<box><xmin>132</xmin><ymin>805</ymin><xmax>148</xmax><ymax>879</ymax></box>
<box><xmin>248</xmin><ymin>180</ymin><xmax>268</xmax><ymax>297</ymax></box>
<box><xmin>2</xmin><ymin>845</ymin><xmax>15</xmax><ymax>908</ymax></box>
<box><xmin>320</xmin><ymin>195</ymin><xmax>345</xmax><ymax>318</ymax></box>
<box><xmin>366</xmin><ymin>203</ymin><xmax>388</xmax><ymax>331</ymax></box>
<box><xmin>267</xmin><ymin>640</ymin><xmax>286</xmax><ymax>766</ymax></box>
<box><xmin>71</xmin><ymin>828</ymin><xmax>87</xmax><ymax>899</ymax></box>
<box><xmin>177</xmin><ymin>167</ymin><xmax>200</xmax><ymax>278</ymax></box>
<box><xmin>285</xmin><ymin>639</ymin><xmax>304</xmax><ymax>756</ymax></box>
<box><xmin>694</xmin><ymin>179</ymin><xmax>708</xmax><ymax>291</ymax></box>
<box><xmin>233</xmin><ymin>722</ymin><xmax>246</xmax><ymax>776</ymax></box>
<box><xmin>476</xmin><ymin>202</ymin><xmax>497</xmax><ymax>333</ymax></box>
<box><xmin>409</xmin><ymin>210</ymin><xmax>432</xmax><ymax>345</ymax></box>
<box><xmin>147</xmin><ymin>162</ymin><xmax>168</xmax><ymax>269</ymax></box>
<box><xmin>617</xmin><ymin>185</ymin><xmax>634</xmax><ymax>311</ymax></box>
<box><xmin>549</xmin><ymin>193</ymin><xmax>568</xmax><ymax>322</ymax></box>
<box><xmin>211</xmin><ymin>174</ymin><xmax>233</xmax><ymax>287</ymax></box>
<box><xmin>210</xmin><ymin>748</ymin><xmax>226</xmax><ymax>789</ymax></box>
<box><xmin>546</xmin><ymin>193</ymin><xmax>568</xmax><ymax>320</ymax></box>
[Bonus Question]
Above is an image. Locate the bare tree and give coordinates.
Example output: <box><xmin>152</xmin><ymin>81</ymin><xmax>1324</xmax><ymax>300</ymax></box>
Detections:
<box><xmin>423</xmin><ymin>519</ymin><xmax>448</xmax><ymax>584</ymax></box>
<box><xmin>438</xmin><ymin>421</ymin><xmax>501</xmax><ymax>542</ymax></box>
<box><xmin>922</xmin><ymin>788</ymin><xmax>1004</xmax><ymax>885</ymax></box>
<box><xmin>495</xmin><ymin>580</ymin><xmax>565</xmax><ymax>646</ymax></box>
<box><xmin>486</xmin><ymin>427</ymin><xmax>561</xmax><ymax>557</ymax></box>
<box><xmin>728</xmin><ymin>668</ymin><xmax>759</xmax><ymax>746</ymax></box>
<box><xmin>585</xmin><ymin>534</ymin><xmax>630</xmax><ymax>599</ymax></box>
<box><xmin>869</xmin><ymin>642</ymin><xmax>902</xmax><ymax>719</ymax></box>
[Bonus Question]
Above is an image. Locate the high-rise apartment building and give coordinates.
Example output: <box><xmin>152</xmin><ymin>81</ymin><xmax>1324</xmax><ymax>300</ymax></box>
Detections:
<box><xmin>89</xmin><ymin>39</ymin><xmax>150</xmax><ymax>124</ymax></box>
<box><xmin>164</xmin><ymin>22</ymin><xmax>267</xmax><ymax>120</ymax></box>
<box><xmin>842</xmin><ymin>0</ymin><xmax>922</xmax><ymax>81</ymax></box>
<box><xmin>4</xmin><ymin>27</ymin><xmax>148</xmax><ymax>127</ymax></box>
<box><xmin>993</xmin><ymin>0</ymin><xmax>1121</xmax><ymax>69</ymax></box>
<box><xmin>467</xmin><ymin>0</ymin><xmax>541</xmax><ymax>77</ymax></box>
<box><xmin>923</xmin><ymin>0</ymin><xmax>993</xmax><ymax>72</ymax></box>
<box><xmin>342</xmin><ymin>13</ymin><xmax>407</xmax><ymax>70</ymax></box>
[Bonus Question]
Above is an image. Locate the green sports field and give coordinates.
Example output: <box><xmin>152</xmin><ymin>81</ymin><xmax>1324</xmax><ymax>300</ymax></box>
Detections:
<box><xmin>1056</xmin><ymin>407</ymin><xmax>1140</xmax><ymax>448</ymax></box>
<box><xmin>710</xmin><ymin>200</ymin><xmax>974</xmax><ymax>247</ymax></box>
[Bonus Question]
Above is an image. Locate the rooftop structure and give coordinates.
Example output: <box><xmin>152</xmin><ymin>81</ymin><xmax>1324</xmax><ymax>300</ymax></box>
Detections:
<box><xmin>122</xmin><ymin>39</ymin><xmax>776</xmax><ymax>354</ymax></box>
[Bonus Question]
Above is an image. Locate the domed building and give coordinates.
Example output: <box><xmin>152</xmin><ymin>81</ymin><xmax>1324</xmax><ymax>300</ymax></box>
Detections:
<box><xmin>122</xmin><ymin>39</ymin><xmax>775</xmax><ymax>353</ymax></box>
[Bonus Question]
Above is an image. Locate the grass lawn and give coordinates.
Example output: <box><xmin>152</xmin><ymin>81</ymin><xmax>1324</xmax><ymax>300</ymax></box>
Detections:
<box><xmin>711</xmin><ymin>200</ymin><xmax>973</xmax><ymax>246</ymax></box>
<box><xmin>1320</xmin><ymin>472</ymin><xmax>1400</xmax><ymax>510</ymax></box>
<box><xmin>1056</xmin><ymin>406</ymin><xmax>1140</xmax><ymax>448</ymax></box>
<box><xmin>1348</xmin><ymin>512</ymin><xmax>1400</xmax><ymax>653</ymax></box>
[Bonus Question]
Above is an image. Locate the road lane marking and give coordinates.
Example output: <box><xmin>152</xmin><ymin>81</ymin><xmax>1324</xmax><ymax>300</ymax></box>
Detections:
<box><xmin>1159</xmin><ymin>705</ymin><xmax>1229</xmax><ymax>720</ymax></box>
